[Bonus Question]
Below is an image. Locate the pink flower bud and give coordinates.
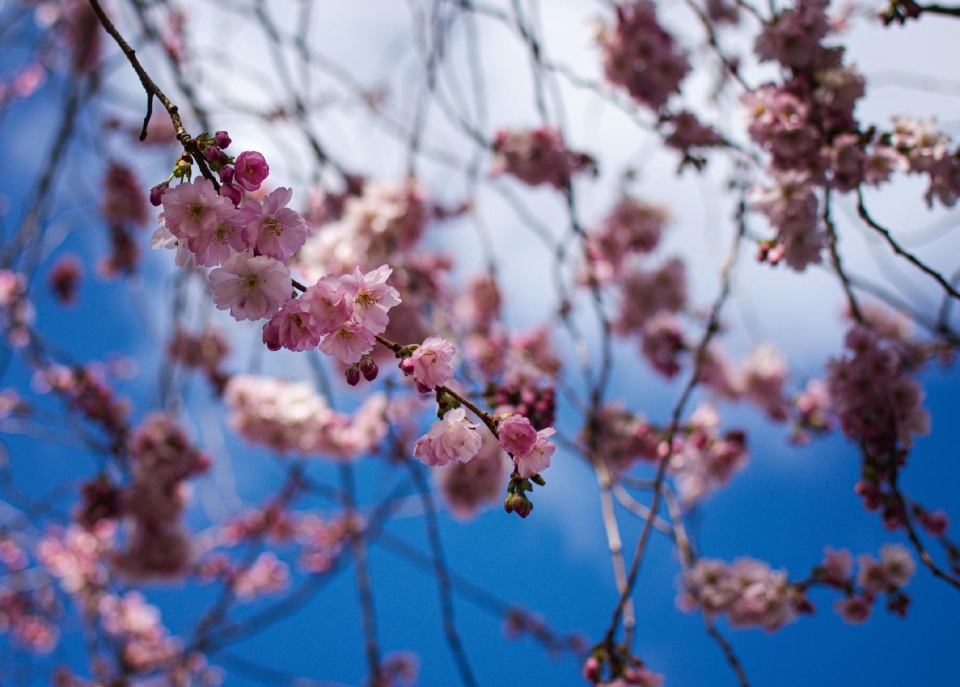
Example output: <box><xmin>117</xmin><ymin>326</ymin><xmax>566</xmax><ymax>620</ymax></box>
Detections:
<box><xmin>399</xmin><ymin>358</ymin><xmax>415</xmax><ymax>376</ymax></box>
<box><xmin>583</xmin><ymin>657</ymin><xmax>601</xmax><ymax>683</ymax></box>
<box><xmin>204</xmin><ymin>146</ymin><xmax>222</xmax><ymax>163</ymax></box>
<box><xmin>219</xmin><ymin>166</ymin><xmax>235</xmax><ymax>184</ymax></box>
<box><xmin>235</xmin><ymin>151</ymin><xmax>270</xmax><ymax>192</ymax></box>
<box><xmin>220</xmin><ymin>183</ymin><xmax>242</xmax><ymax>207</ymax></box>
<box><xmin>150</xmin><ymin>182</ymin><xmax>169</xmax><ymax>207</ymax></box>
<box><xmin>215</xmin><ymin>131</ymin><xmax>232</xmax><ymax>148</ymax></box>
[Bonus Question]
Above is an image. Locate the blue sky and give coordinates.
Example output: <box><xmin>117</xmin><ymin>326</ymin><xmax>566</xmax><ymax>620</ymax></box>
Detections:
<box><xmin>3</xmin><ymin>2</ymin><xmax>960</xmax><ymax>685</ymax></box>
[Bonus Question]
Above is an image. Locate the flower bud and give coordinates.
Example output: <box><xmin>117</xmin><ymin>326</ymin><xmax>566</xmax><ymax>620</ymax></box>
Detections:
<box><xmin>583</xmin><ymin>657</ymin><xmax>601</xmax><ymax>683</ymax></box>
<box><xmin>399</xmin><ymin>358</ymin><xmax>415</xmax><ymax>376</ymax></box>
<box><xmin>204</xmin><ymin>146</ymin><xmax>222</xmax><ymax>163</ymax></box>
<box><xmin>415</xmin><ymin>381</ymin><xmax>431</xmax><ymax>394</ymax></box>
<box><xmin>149</xmin><ymin>181</ymin><xmax>169</xmax><ymax>207</ymax></box>
<box><xmin>345</xmin><ymin>365</ymin><xmax>361</xmax><ymax>387</ymax></box>
<box><xmin>214</xmin><ymin>130</ymin><xmax>232</xmax><ymax>149</ymax></box>
<box><xmin>359</xmin><ymin>355</ymin><xmax>378</xmax><ymax>382</ymax></box>
<box><xmin>219</xmin><ymin>183</ymin><xmax>242</xmax><ymax>207</ymax></box>
<box><xmin>219</xmin><ymin>165</ymin><xmax>235</xmax><ymax>184</ymax></box>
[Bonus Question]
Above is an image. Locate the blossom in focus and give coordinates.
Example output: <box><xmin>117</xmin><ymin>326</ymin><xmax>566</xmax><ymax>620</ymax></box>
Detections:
<box><xmin>234</xmin><ymin>151</ymin><xmax>270</xmax><ymax>192</ymax></box>
<box><xmin>407</xmin><ymin>336</ymin><xmax>456</xmax><ymax>391</ymax></box>
<box><xmin>319</xmin><ymin>320</ymin><xmax>377</xmax><ymax>364</ymax></box>
<box><xmin>240</xmin><ymin>187</ymin><xmax>309</xmax><ymax>261</ymax></box>
<box><xmin>413</xmin><ymin>408</ymin><xmax>482</xmax><ymax>467</ymax></box>
<box><xmin>208</xmin><ymin>250</ymin><xmax>292</xmax><ymax>321</ymax></box>
<box><xmin>497</xmin><ymin>414</ymin><xmax>538</xmax><ymax>457</ymax></box>
<box><xmin>339</xmin><ymin>264</ymin><xmax>402</xmax><ymax>335</ymax></box>
<box><xmin>515</xmin><ymin>428</ymin><xmax>556</xmax><ymax>478</ymax></box>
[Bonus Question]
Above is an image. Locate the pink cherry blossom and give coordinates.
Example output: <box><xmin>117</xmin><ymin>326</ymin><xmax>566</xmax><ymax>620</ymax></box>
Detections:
<box><xmin>835</xmin><ymin>596</ymin><xmax>872</xmax><ymax>624</ymax></box>
<box><xmin>191</xmin><ymin>206</ymin><xmax>248</xmax><ymax>267</ymax></box>
<box><xmin>300</xmin><ymin>276</ymin><xmax>353</xmax><ymax>335</ymax></box>
<box><xmin>339</xmin><ymin>264</ymin><xmax>401</xmax><ymax>335</ymax></box>
<box><xmin>413</xmin><ymin>408</ymin><xmax>483</xmax><ymax>467</ymax></box>
<box><xmin>497</xmin><ymin>414</ymin><xmax>538</xmax><ymax>457</ymax></box>
<box><xmin>160</xmin><ymin>178</ymin><xmax>231</xmax><ymax>244</ymax></box>
<box><xmin>515</xmin><ymin>427</ymin><xmax>556</xmax><ymax>478</ymax></box>
<box><xmin>234</xmin><ymin>151</ymin><xmax>270</xmax><ymax>192</ymax></box>
<box><xmin>262</xmin><ymin>296</ymin><xmax>323</xmax><ymax>352</ymax></box>
<box><xmin>319</xmin><ymin>319</ymin><xmax>377</xmax><ymax>364</ymax></box>
<box><xmin>208</xmin><ymin>250</ymin><xmax>292</xmax><ymax>321</ymax></box>
<box><xmin>240</xmin><ymin>187</ymin><xmax>309</xmax><ymax>261</ymax></box>
<box><xmin>408</xmin><ymin>336</ymin><xmax>456</xmax><ymax>391</ymax></box>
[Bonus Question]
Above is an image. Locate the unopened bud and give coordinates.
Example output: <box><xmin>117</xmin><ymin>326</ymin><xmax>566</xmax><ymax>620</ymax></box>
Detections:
<box><xmin>583</xmin><ymin>657</ymin><xmax>601</xmax><ymax>683</ymax></box>
<box><xmin>214</xmin><ymin>130</ymin><xmax>232</xmax><ymax>149</ymax></box>
<box><xmin>219</xmin><ymin>165</ymin><xmax>235</xmax><ymax>184</ymax></box>
<box><xmin>220</xmin><ymin>183</ymin><xmax>242</xmax><ymax>207</ymax></box>
<box><xmin>359</xmin><ymin>355</ymin><xmax>378</xmax><ymax>381</ymax></box>
<box><xmin>345</xmin><ymin>365</ymin><xmax>361</xmax><ymax>387</ymax></box>
<box><xmin>399</xmin><ymin>358</ymin><xmax>415</xmax><ymax>376</ymax></box>
<box><xmin>204</xmin><ymin>146</ymin><xmax>222</xmax><ymax>163</ymax></box>
<box><xmin>150</xmin><ymin>181</ymin><xmax>169</xmax><ymax>207</ymax></box>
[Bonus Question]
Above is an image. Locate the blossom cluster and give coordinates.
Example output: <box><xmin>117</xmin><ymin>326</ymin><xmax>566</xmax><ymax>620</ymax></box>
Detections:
<box><xmin>491</xmin><ymin>127</ymin><xmax>597</xmax><ymax>189</ymax></box>
<box><xmin>597</xmin><ymin>0</ymin><xmax>691</xmax><ymax>110</ymax></box>
<box><xmin>680</xmin><ymin>543</ymin><xmax>917</xmax><ymax>631</ymax></box>
<box><xmin>225</xmin><ymin>375</ymin><xmax>387</xmax><ymax>459</ymax></box>
<box><xmin>114</xmin><ymin>413</ymin><xmax>210</xmax><ymax>580</ymax></box>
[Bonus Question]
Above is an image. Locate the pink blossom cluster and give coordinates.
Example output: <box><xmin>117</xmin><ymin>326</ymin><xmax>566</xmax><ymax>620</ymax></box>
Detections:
<box><xmin>680</xmin><ymin>557</ymin><xmax>800</xmax><ymax>631</ymax></box>
<box><xmin>586</xmin><ymin>196</ymin><xmax>669</xmax><ymax>284</ymax></box>
<box><xmin>598</xmin><ymin>0</ymin><xmax>691</xmax><ymax>110</ymax></box>
<box><xmin>114</xmin><ymin>413</ymin><xmax>209</xmax><ymax>580</ymax></box>
<box><xmin>0</xmin><ymin>588</ymin><xmax>60</xmax><ymax>654</ymax></box>
<box><xmin>816</xmin><ymin>544</ymin><xmax>916</xmax><ymax>623</ymax></box>
<box><xmin>296</xmin><ymin>513</ymin><xmax>352</xmax><ymax>573</ymax></box>
<box><xmin>457</xmin><ymin>275</ymin><xmax>501</xmax><ymax>331</ymax></box>
<box><xmin>219</xmin><ymin>501</ymin><xmax>297</xmax><ymax>546</ymax></box>
<box><xmin>487</xmin><ymin>379</ymin><xmax>556</xmax><ymax>431</ymax></box>
<box><xmin>888</xmin><ymin>116</ymin><xmax>960</xmax><ymax>207</ymax></box>
<box><xmin>640</xmin><ymin>312</ymin><xmax>686</xmax><ymax>379</ymax></box>
<box><xmin>34</xmin><ymin>364</ymin><xmax>130</xmax><ymax>438</ymax></box>
<box><xmin>225</xmin><ymin>375</ymin><xmax>387</xmax><ymax>459</ymax></box>
<box><xmin>158</xmin><ymin>177</ymin><xmax>305</xmax><ymax>271</ymax></box>
<box><xmin>790</xmin><ymin>378</ymin><xmax>834</xmax><ymax>444</ymax></box>
<box><xmin>297</xmin><ymin>179</ymin><xmax>431</xmax><ymax>278</ymax></box>
<box><xmin>754</xmin><ymin>0</ymin><xmax>830</xmax><ymax>68</ymax></box>
<box><xmin>668</xmin><ymin>404</ymin><xmax>749</xmax><ymax>506</ymax></box>
<box><xmin>0</xmin><ymin>269</ymin><xmax>34</xmax><ymax>347</ymax></box>
<box><xmin>490</xmin><ymin>127</ymin><xmax>597</xmax><ymax>189</ymax></box>
<box><xmin>826</xmin><ymin>324</ymin><xmax>930</xmax><ymax>453</ymax></box>
<box><xmin>661</xmin><ymin>111</ymin><xmax>724</xmax><ymax>160</ymax></box>
<box><xmin>582</xmin><ymin>402</ymin><xmax>660</xmax><ymax>474</ymax></box>
<box><xmin>0</xmin><ymin>538</ymin><xmax>60</xmax><ymax>654</ymax></box>
<box><xmin>167</xmin><ymin>326</ymin><xmax>231</xmax><ymax>392</ymax></box>
<box><xmin>98</xmin><ymin>592</ymin><xmax>183</xmax><ymax>673</ymax></box>
<box><xmin>497</xmin><ymin>413</ymin><xmax>557</xmax><ymax>478</ymax></box>
<box><xmin>101</xmin><ymin>162</ymin><xmax>148</xmax><ymax>227</ymax></box>
<box><xmin>263</xmin><ymin>265</ymin><xmax>400</xmax><ymax>364</ymax></box>
<box><xmin>615</xmin><ymin>258</ymin><xmax>688</xmax><ymax>334</ymax></box>
<box><xmin>38</xmin><ymin>521</ymin><xmax>115</xmax><ymax>607</ymax></box>
<box><xmin>750</xmin><ymin>171</ymin><xmax>826</xmax><ymax>271</ymax></box>
<box><xmin>466</xmin><ymin>324</ymin><xmax>562</xmax><ymax>387</ymax></box>
<box><xmin>223</xmin><ymin>552</ymin><xmax>290</xmax><ymax>601</ymax></box>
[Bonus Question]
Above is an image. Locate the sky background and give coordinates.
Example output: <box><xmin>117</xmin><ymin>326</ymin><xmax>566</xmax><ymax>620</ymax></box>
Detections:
<box><xmin>2</xmin><ymin>0</ymin><xmax>960</xmax><ymax>685</ymax></box>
